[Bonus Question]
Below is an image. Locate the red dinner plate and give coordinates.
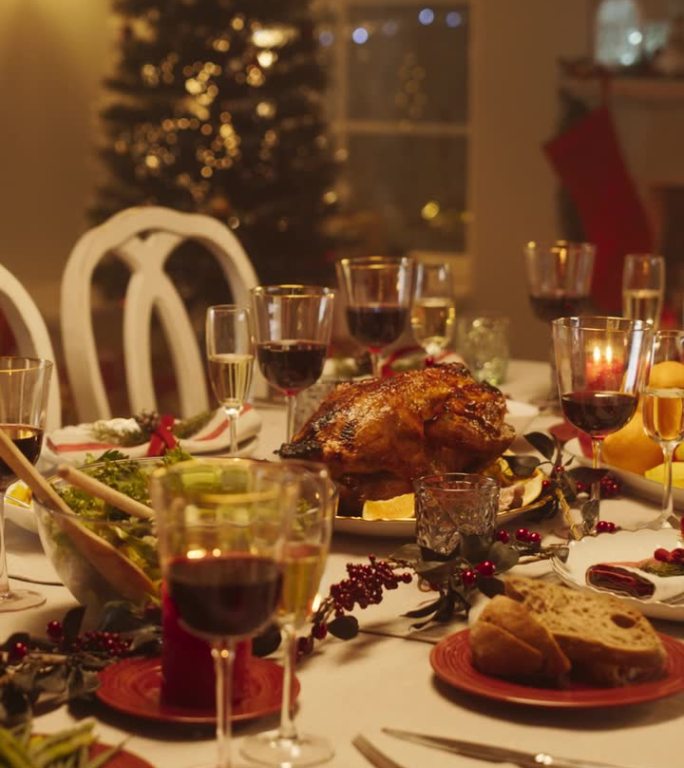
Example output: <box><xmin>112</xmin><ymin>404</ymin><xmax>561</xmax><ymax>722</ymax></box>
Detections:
<box><xmin>97</xmin><ymin>656</ymin><xmax>296</xmax><ymax>724</ymax></box>
<box><xmin>430</xmin><ymin>629</ymin><xmax>684</xmax><ymax>708</ymax></box>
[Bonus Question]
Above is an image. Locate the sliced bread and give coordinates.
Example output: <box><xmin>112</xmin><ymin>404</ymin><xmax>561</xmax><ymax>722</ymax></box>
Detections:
<box><xmin>470</xmin><ymin>595</ymin><xmax>571</xmax><ymax>685</ymax></box>
<box><xmin>503</xmin><ymin>576</ymin><xmax>667</xmax><ymax>682</ymax></box>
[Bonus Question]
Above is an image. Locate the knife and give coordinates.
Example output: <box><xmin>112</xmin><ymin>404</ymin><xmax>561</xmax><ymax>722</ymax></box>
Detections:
<box><xmin>383</xmin><ymin>728</ymin><xmax>640</xmax><ymax>768</ymax></box>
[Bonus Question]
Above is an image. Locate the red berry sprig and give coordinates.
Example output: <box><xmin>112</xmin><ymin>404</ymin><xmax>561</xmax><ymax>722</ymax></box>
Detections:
<box><xmin>574</xmin><ymin>475</ymin><xmax>621</xmax><ymax>499</ymax></box>
<box><xmin>654</xmin><ymin>547</ymin><xmax>684</xmax><ymax>565</ymax></box>
<box><xmin>595</xmin><ymin>520</ymin><xmax>619</xmax><ymax>534</ymax></box>
<box><xmin>299</xmin><ymin>556</ymin><xmax>413</xmax><ymax>658</ymax></box>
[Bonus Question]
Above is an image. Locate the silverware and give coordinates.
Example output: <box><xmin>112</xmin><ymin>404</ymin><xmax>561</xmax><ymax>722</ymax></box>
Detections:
<box><xmin>352</xmin><ymin>735</ymin><xmax>408</xmax><ymax>768</ymax></box>
<box><xmin>383</xmin><ymin>728</ymin><xmax>641</xmax><ymax>768</ymax></box>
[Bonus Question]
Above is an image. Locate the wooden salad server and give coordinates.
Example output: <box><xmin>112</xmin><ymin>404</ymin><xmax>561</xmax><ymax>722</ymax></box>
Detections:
<box><xmin>0</xmin><ymin>428</ymin><xmax>156</xmax><ymax>604</ymax></box>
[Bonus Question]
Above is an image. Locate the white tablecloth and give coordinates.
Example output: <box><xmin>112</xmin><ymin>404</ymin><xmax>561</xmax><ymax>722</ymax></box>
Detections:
<box><xmin>2</xmin><ymin>360</ymin><xmax>683</xmax><ymax>768</ymax></box>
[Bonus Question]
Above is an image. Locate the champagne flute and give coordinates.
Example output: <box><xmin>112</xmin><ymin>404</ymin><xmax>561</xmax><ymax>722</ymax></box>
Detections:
<box><xmin>622</xmin><ymin>253</ymin><xmax>665</xmax><ymax>327</ymax></box>
<box><xmin>251</xmin><ymin>285</ymin><xmax>335</xmax><ymax>443</ymax></box>
<box><xmin>525</xmin><ymin>241</ymin><xmax>595</xmax><ymax>408</ymax></box>
<box><xmin>150</xmin><ymin>458</ymin><xmax>300</xmax><ymax>768</ymax></box>
<box><xmin>552</xmin><ymin>316</ymin><xmax>651</xmax><ymax>531</ymax></box>
<box><xmin>205</xmin><ymin>305</ymin><xmax>254</xmax><ymax>455</ymax></box>
<box><xmin>642</xmin><ymin>329</ymin><xmax>684</xmax><ymax>527</ymax></box>
<box><xmin>410</xmin><ymin>260</ymin><xmax>456</xmax><ymax>362</ymax></box>
<box><xmin>0</xmin><ymin>356</ymin><xmax>53</xmax><ymax>612</ymax></box>
<box><xmin>336</xmin><ymin>256</ymin><xmax>415</xmax><ymax>378</ymax></box>
<box><xmin>241</xmin><ymin>461</ymin><xmax>336</xmax><ymax>767</ymax></box>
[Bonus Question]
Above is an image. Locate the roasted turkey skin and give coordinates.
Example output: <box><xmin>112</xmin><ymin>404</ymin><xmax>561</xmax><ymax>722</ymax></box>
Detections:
<box><xmin>279</xmin><ymin>363</ymin><xmax>515</xmax><ymax>514</ymax></box>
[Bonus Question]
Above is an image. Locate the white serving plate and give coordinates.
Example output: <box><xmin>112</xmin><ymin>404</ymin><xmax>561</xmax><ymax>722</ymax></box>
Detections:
<box><xmin>552</xmin><ymin>527</ymin><xmax>684</xmax><ymax>622</ymax></box>
<box><xmin>565</xmin><ymin>437</ymin><xmax>684</xmax><ymax>511</ymax></box>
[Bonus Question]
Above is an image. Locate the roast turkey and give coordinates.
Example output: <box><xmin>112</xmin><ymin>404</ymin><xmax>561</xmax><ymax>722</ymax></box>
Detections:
<box><xmin>279</xmin><ymin>363</ymin><xmax>515</xmax><ymax>514</ymax></box>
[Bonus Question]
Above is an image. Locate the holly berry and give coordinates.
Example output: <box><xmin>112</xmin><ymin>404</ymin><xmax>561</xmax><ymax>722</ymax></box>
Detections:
<box><xmin>495</xmin><ymin>529</ymin><xmax>510</xmax><ymax>543</ymax></box>
<box><xmin>297</xmin><ymin>636</ymin><xmax>314</xmax><ymax>658</ymax></box>
<box><xmin>8</xmin><ymin>641</ymin><xmax>28</xmax><ymax>663</ymax></box>
<box><xmin>527</xmin><ymin>531</ymin><xmax>542</xmax><ymax>545</ymax></box>
<box><xmin>596</xmin><ymin>520</ymin><xmax>618</xmax><ymax>534</ymax></box>
<box><xmin>515</xmin><ymin>527</ymin><xmax>530</xmax><ymax>542</ymax></box>
<box><xmin>654</xmin><ymin>547</ymin><xmax>671</xmax><ymax>562</ymax></box>
<box><xmin>475</xmin><ymin>560</ymin><xmax>496</xmax><ymax>577</ymax></box>
<box><xmin>541</xmin><ymin>479</ymin><xmax>551</xmax><ymax>491</ymax></box>
<box><xmin>46</xmin><ymin>620</ymin><xmax>63</xmax><ymax>640</ymax></box>
<box><xmin>311</xmin><ymin>622</ymin><xmax>328</xmax><ymax>640</ymax></box>
<box><xmin>461</xmin><ymin>569</ymin><xmax>478</xmax><ymax>587</ymax></box>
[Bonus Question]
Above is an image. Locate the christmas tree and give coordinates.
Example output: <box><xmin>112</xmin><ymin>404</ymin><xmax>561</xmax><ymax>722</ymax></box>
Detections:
<box><xmin>93</xmin><ymin>0</ymin><xmax>339</xmax><ymax>287</ymax></box>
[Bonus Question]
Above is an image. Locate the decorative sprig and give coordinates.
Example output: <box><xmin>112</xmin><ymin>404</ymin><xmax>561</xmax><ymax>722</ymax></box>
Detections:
<box><xmin>91</xmin><ymin>410</ymin><xmax>214</xmax><ymax>446</ymax></box>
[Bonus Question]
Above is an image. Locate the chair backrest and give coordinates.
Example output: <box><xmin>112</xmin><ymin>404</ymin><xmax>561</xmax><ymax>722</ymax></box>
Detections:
<box><xmin>0</xmin><ymin>263</ymin><xmax>62</xmax><ymax>431</ymax></box>
<box><xmin>61</xmin><ymin>206</ymin><xmax>263</xmax><ymax>423</ymax></box>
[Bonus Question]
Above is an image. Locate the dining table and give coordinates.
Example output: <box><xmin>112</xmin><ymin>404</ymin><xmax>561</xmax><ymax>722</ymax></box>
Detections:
<box><xmin>2</xmin><ymin>358</ymin><xmax>683</xmax><ymax>768</ymax></box>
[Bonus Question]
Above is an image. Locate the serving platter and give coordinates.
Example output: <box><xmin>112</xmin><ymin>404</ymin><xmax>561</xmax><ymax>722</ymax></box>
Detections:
<box><xmin>552</xmin><ymin>527</ymin><xmax>684</xmax><ymax>622</ymax></box>
<box><xmin>430</xmin><ymin>629</ymin><xmax>684</xmax><ymax>708</ymax></box>
<box><xmin>565</xmin><ymin>437</ymin><xmax>684</xmax><ymax>511</ymax></box>
<box><xmin>334</xmin><ymin>469</ymin><xmax>552</xmax><ymax>538</ymax></box>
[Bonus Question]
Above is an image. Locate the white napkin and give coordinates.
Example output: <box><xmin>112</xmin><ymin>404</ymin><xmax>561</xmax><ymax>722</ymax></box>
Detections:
<box><xmin>44</xmin><ymin>406</ymin><xmax>261</xmax><ymax>465</ymax></box>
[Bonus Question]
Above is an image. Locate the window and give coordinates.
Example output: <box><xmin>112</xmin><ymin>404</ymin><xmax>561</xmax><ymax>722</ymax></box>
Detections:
<box><xmin>317</xmin><ymin>1</ymin><xmax>472</xmax><ymax>267</ymax></box>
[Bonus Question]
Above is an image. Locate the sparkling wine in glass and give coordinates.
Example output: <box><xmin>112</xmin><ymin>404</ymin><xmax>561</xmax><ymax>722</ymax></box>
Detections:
<box><xmin>241</xmin><ymin>461</ymin><xmax>336</xmax><ymax>767</ymax></box>
<box><xmin>525</xmin><ymin>241</ymin><xmax>595</xmax><ymax>407</ymax></box>
<box><xmin>411</xmin><ymin>260</ymin><xmax>456</xmax><ymax>361</ymax></box>
<box><xmin>205</xmin><ymin>305</ymin><xmax>254</xmax><ymax>455</ymax></box>
<box><xmin>552</xmin><ymin>316</ymin><xmax>651</xmax><ymax>532</ymax></box>
<box><xmin>0</xmin><ymin>356</ymin><xmax>53</xmax><ymax>611</ymax></box>
<box><xmin>251</xmin><ymin>285</ymin><xmax>335</xmax><ymax>442</ymax></box>
<box><xmin>150</xmin><ymin>458</ymin><xmax>300</xmax><ymax>768</ymax></box>
<box><xmin>336</xmin><ymin>256</ymin><xmax>414</xmax><ymax>377</ymax></box>
<box><xmin>622</xmin><ymin>253</ymin><xmax>665</xmax><ymax>327</ymax></box>
<box><xmin>642</xmin><ymin>329</ymin><xmax>684</xmax><ymax>527</ymax></box>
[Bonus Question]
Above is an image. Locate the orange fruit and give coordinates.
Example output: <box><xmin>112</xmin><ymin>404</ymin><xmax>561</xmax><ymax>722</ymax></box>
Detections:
<box><xmin>649</xmin><ymin>360</ymin><xmax>684</xmax><ymax>388</ymax></box>
<box><xmin>602</xmin><ymin>410</ymin><xmax>663</xmax><ymax>475</ymax></box>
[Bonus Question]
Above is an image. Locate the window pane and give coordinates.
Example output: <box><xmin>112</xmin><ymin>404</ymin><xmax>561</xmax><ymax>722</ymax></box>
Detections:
<box><xmin>346</xmin><ymin>4</ymin><xmax>469</xmax><ymax>123</ymax></box>
<box><xmin>346</xmin><ymin>134</ymin><xmax>466</xmax><ymax>252</ymax></box>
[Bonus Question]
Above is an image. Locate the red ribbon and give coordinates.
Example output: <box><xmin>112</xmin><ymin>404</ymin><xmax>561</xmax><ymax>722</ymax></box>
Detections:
<box><xmin>146</xmin><ymin>413</ymin><xmax>178</xmax><ymax>457</ymax></box>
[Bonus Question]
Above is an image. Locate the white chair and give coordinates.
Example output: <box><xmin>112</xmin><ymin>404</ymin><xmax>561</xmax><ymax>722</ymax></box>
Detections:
<box><xmin>0</xmin><ymin>263</ymin><xmax>62</xmax><ymax>431</ymax></box>
<box><xmin>60</xmin><ymin>206</ymin><xmax>263</xmax><ymax>423</ymax></box>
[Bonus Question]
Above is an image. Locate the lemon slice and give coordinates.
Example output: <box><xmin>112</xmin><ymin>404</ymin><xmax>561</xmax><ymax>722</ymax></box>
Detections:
<box><xmin>521</xmin><ymin>470</ymin><xmax>543</xmax><ymax>506</ymax></box>
<box><xmin>362</xmin><ymin>493</ymin><xmax>415</xmax><ymax>521</ymax></box>
<box><xmin>645</xmin><ymin>462</ymin><xmax>684</xmax><ymax>488</ymax></box>
<box><xmin>6</xmin><ymin>481</ymin><xmax>32</xmax><ymax>507</ymax></box>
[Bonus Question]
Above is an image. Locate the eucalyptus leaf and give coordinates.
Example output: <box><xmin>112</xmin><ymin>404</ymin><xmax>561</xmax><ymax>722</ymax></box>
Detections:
<box><xmin>252</xmin><ymin>624</ymin><xmax>281</xmax><ymax>657</ymax></box>
<box><xmin>62</xmin><ymin>607</ymin><xmax>86</xmax><ymax>641</ymax></box>
<box><xmin>523</xmin><ymin>431</ymin><xmax>556</xmax><ymax>460</ymax></box>
<box><xmin>328</xmin><ymin>615</ymin><xmax>359</xmax><ymax>640</ymax></box>
<box><xmin>581</xmin><ymin>498</ymin><xmax>600</xmax><ymax>534</ymax></box>
<box><xmin>567</xmin><ymin>466</ymin><xmax>609</xmax><ymax>484</ymax></box>
<box><xmin>501</xmin><ymin>454</ymin><xmax>540</xmax><ymax>478</ymax></box>
<box><xmin>488</xmin><ymin>542</ymin><xmax>519</xmax><ymax>571</ymax></box>
<box><xmin>460</xmin><ymin>534</ymin><xmax>493</xmax><ymax>564</ymax></box>
<box><xmin>412</xmin><ymin>560</ymin><xmax>461</xmax><ymax>581</ymax></box>
<box><xmin>478</xmin><ymin>577</ymin><xmax>505</xmax><ymax>598</ymax></box>
<box><xmin>389</xmin><ymin>543</ymin><xmax>422</xmax><ymax>565</ymax></box>
<box><xmin>403</xmin><ymin>597</ymin><xmax>444</xmax><ymax>619</ymax></box>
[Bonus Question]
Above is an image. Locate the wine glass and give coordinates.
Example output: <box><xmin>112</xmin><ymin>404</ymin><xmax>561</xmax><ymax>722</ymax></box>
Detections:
<box><xmin>642</xmin><ymin>329</ymin><xmax>684</xmax><ymax>528</ymax></box>
<box><xmin>552</xmin><ymin>316</ymin><xmax>651</xmax><ymax>531</ymax></box>
<box><xmin>241</xmin><ymin>460</ymin><xmax>336</xmax><ymax>767</ymax></box>
<box><xmin>524</xmin><ymin>241</ymin><xmax>595</xmax><ymax>407</ymax></box>
<box><xmin>150</xmin><ymin>458</ymin><xmax>301</xmax><ymax>768</ymax></box>
<box><xmin>410</xmin><ymin>260</ymin><xmax>456</xmax><ymax>362</ymax></box>
<box><xmin>205</xmin><ymin>305</ymin><xmax>255</xmax><ymax>455</ymax></box>
<box><xmin>251</xmin><ymin>285</ymin><xmax>335</xmax><ymax>443</ymax></box>
<box><xmin>336</xmin><ymin>256</ymin><xmax>415</xmax><ymax>378</ymax></box>
<box><xmin>622</xmin><ymin>253</ymin><xmax>665</xmax><ymax>327</ymax></box>
<box><xmin>0</xmin><ymin>356</ymin><xmax>53</xmax><ymax>611</ymax></box>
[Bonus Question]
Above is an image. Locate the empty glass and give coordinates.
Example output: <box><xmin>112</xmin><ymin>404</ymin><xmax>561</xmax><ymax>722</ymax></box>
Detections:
<box><xmin>622</xmin><ymin>253</ymin><xmax>665</xmax><ymax>327</ymax></box>
<box><xmin>456</xmin><ymin>314</ymin><xmax>510</xmax><ymax>386</ymax></box>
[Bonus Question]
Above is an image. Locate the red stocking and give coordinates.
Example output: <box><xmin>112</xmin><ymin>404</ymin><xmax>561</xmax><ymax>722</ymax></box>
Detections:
<box><xmin>544</xmin><ymin>106</ymin><xmax>653</xmax><ymax>313</ymax></box>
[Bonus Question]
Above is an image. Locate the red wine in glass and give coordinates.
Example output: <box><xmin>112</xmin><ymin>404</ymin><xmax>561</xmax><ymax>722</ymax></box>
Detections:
<box><xmin>529</xmin><ymin>293</ymin><xmax>592</xmax><ymax>323</ymax></box>
<box><xmin>346</xmin><ymin>305</ymin><xmax>408</xmax><ymax>350</ymax></box>
<box><xmin>256</xmin><ymin>341</ymin><xmax>327</xmax><ymax>396</ymax></box>
<box><xmin>0</xmin><ymin>424</ymin><xmax>43</xmax><ymax>486</ymax></box>
<box><xmin>167</xmin><ymin>554</ymin><xmax>282</xmax><ymax>640</ymax></box>
<box><xmin>560</xmin><ymin>391</ymin><xmax>638</xmax><ymax>438</ymax></box>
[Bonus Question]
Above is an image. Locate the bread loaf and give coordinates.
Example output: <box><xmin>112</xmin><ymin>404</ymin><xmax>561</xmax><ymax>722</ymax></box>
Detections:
<box><xmin>469</xmin><ymin>576</ymin><xmax>667</xmax><ymax>687</ymax></box>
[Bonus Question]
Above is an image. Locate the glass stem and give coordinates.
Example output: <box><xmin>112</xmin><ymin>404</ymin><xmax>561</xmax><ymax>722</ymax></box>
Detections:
<box><xmin>285</xmin><ymin>394</ymin><xmax>296</xmax><ymax>442</ymax></box>
<box><xmin>225</xmin><ymin>409</ymin><xmax>239</xmax><ymax>455</ymax></box>
<box><xmin>591</xmin><ymin>437</ymin><xmax>602</xmax><ymax>503</ymax></box>
<box><xmin>211</xmin><ymin>639</ymin><xmax>235</xmax><ymax>768</ymax></box>
<box><xmin>278</xmin><ymin>622</ymin><xmax>298</xmax><ymax>742</ymax></box>
<box><xmin>0</xmin><ymin>494</ymin><xmax>10</xmax><ymax>598</ymax></box>
<box><xmin>547</xmin><ymin>336</ymin><xmax>559</xmax><ymax>408</ymax></box>
<box><xmin>661</xmin><ymin>444</ymin><xmax>676</xmax><ymax>526</ymax></box>
<box><xmin>369</xmin><ymin>349</ymin><xmax>380</xmax><ymax>378</ymax></box>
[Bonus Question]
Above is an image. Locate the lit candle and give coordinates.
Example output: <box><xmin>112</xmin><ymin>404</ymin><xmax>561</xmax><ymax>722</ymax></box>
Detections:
<box><xmin>586</xmin><ymin>344</ymin><xmax>623</xmax><ymax>389</ymax></box>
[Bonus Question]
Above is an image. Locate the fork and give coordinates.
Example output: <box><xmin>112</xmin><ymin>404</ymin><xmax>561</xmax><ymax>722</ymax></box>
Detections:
<box><xmin>352</xmin><ymin>735</ymin><xmax>408</xmax><ymax>768</ymax></box>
